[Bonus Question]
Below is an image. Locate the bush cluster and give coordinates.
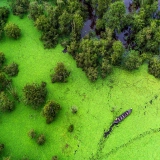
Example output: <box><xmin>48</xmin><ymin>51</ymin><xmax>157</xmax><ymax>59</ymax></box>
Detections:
<box><xmin>50</xmin><ymin>63</ymin><xmax>70</xmax><ymax>83</ymax></box>
<box><xmin>23</xmin><ymin>82</ymin><xmax>47</xmax><ymax>109</ymax></box>
<box><xmin>28</xmin><ymin>129</ymin><xmax>46</xmax><ymax>145</ymax></box>
<box><xmin>4</xmin><ymin>23</ymin><xmax>21</xmax><ymax>39</ymax></box>
<box><xmin>43</xmin><ymin>100</ymin><xmax>61</xmax><ymax>124</ymax></box>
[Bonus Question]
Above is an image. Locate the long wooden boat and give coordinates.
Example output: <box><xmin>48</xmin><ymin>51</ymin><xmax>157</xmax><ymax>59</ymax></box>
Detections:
<box><xmin>113</xmin><ymin>108</ymin><xmax>132</xmax><ymax>124</ymax></box>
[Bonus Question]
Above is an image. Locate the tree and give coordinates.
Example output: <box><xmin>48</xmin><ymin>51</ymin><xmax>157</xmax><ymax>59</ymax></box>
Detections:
<box><xmin>111</xmin><ymin>41</ymin><xmax>124</xmax><ymax>65</ymax></box>
<box><xmin>29</xmin><ymin>2</ymin><xmax>44</xmax><ymax>21</ymax></box>
<box><xmin>4</xmin><ymin>23</ymin><xmax>21</xmax><ymax>39</ymax></box>
<box><xmin>103</xmin><ymin>1</ymin><xmax>125</xmax><ymax>32</ymax></box>
<box><xmin>0</xmin><ymin>72</ymin><xmax>11</xmax><ymax>92</ymax></box>
<box><xmin>11</xmin><ymin>0</ymin><xmax>29</xmax><ymax>18</ymax></box>
<box><xmin>123</xmin><ymin>50</ymin><xmax>142</xmax><ymax>70</ymax></box>
<box><xmin>37</xmin><ymin>134</ymin><xmax>45</xmax><ymax>145</ymax></box>
<box><xmin>0</xmin><ymin>52</ymin><xmax>5</xmax><ymax>68</ymax></box>
<box><xmin>23</xmin><ymin>82</ymin><xmax>47</xmax><ymax>109</ymax></box>
<box><xmin>148</xmin><ymin>56</ymin><xmax>160</xmax><ymax>78</ymax></box>
<box><xmin>0</xmin><ymin>92</ymin><xmax>15</xmax><ymax>112</ymax></box>
<box><xmin>34</xmin><ymin>15</ymin><xmax>49</xmax><ymax>31</ymax></box>
<box><xmin>51</xmin><ymin>63</ymin><xmax>70</xmax><ymax>83</ymax></box>
<box><xmin>0</xmin><ymin>7</ymin><xmax>10</xmax><ymax>22</ymax></box>
<box><xmin>3</xmin><ymin>62</ymin><xmax>19</xmax><ymax>77</ymax></box>
<box><xmin>43</xmin><ymin>100</ymin><xmax>61</xmax><ymax>124</ymax></box>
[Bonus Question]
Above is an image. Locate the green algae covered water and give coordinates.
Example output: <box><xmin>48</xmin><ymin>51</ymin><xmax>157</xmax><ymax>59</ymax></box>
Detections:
<box><xmin>0</xmin><ymin>1</ymin><xmax>160</xmax><ymax>159</ymax></box>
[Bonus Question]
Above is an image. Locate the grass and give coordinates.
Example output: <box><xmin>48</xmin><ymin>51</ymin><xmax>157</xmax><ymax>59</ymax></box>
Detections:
<box><xmin>1</xmin><ymin>1</ymin><xmax>160</xmax><ymax>159</ymax></box>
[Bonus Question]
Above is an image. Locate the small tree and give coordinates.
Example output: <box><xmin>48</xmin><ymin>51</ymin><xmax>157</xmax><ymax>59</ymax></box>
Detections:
<box><xmin>51</xmin><ymin>63</ymin><xmax>70</xmax><ymax>83</ymax></box>
<box><xmin>4</xmin><ymin>23</ymin><xmax>21</xmax><ymax>39</ymax></box>
<box><xmin>0</xmin><ymin>92</ymin><xmax>15</xmax><ymax>112</ymax></box>
<box><xmin>23</xmin><ymin>82</ymin><xmax>47</xmax><ymax>109</ymax></box>
<box><xmin>43</xmin><ymin>101</ymin><xmax>61</xmax><ymax>124</ymax></box>
<box><xmin>37</xmin><ymin>134</ymin><xmax>45</xmax><ymax>145</ymax></box>
<box><xmin>3</xmin><ymin>62</ymin><xmax>19</xmax><ymax>77</ymax></box>
<box><xmin>123</xmin><ymin>50</ymin><xmax>142</xmax><ymax>71</ymax></box>
<box><xmin>28</xmin><ymin>129</ymin><xmax>36</xmax><ymax>139</ymax></box>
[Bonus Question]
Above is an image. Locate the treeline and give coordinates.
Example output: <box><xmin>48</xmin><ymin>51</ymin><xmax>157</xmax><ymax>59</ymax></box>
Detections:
<box><xmin>5</xmin><ymin>0</ymin><xmax>160</xmax><ymax>80</ymax></box>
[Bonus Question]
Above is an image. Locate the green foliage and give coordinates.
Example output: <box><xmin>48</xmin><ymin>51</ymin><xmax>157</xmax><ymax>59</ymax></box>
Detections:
<box><xmin>11</xmin><ymin>0</ymin><xmax>29</xmax><ymax>18</ymax></box>
<box><xmin>103</xmin><ymin>1</ymin><xmax>125</xmax><ymax>32</ymax></box>
<box><xmin>123</xmin><ymin>50</ymin><xmax>142</xmax><ymax>71</ymax></box>
<box><xmin>51</xmin><ymin>63</ymin><xmax>70</xmax><ymax>83</ymax></box>
<box><xmin>0</xmin><ymin>92</ymin><xmax>15</xmax><ymax>112</ymax></box>
<box><xmin>43</xmin><ymin>100</ymin><xmax>61</xmax><ymax>123</ymax></box>
<box><xmin>4</xmin><ymin>23</ymin><xmax>21</xmax><ymax>39</ymax></box>
<box><xmin>3</xmin><ymin>62</ymin><xmax>19</xmax><ymax>77</ymax></box>
<box><xmin>68</xmin><ymin>124</ymin><xmax>74</xmax><ymax>132</ymax></box>
<box><xmin>0</xmin><ymin>72</ymin><xmax>11</xmax><ymax>92</ymax></box>
<box><xmin>148</xmin><ymin>56</ymin><xmax>160</xmax><ymax>78</ymax></box>
<box><xmin>37</xmin><ymin>134</ymin><xmax>45</xmax><ymax>145</ymax></box>
<box><xmin>0</xmin><ymin>52</ymin><xmax>5</xmax><ymax>68</ymax></box>
<box><xmin>23</xmin><ymin>82</ymin><xmax>47</xmax><ymax>109</ymax></box>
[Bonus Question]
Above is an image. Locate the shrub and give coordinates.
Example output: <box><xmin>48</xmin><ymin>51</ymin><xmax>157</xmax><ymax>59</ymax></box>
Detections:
<box><xmin>4</xmin><ymin>23</ymin><xmax>21</xmax><ymax>39</ymax></box>
<box><xmin>51</xmin><ymin>63</ymin><xmax>70</xmax><ymax>83</ymax></box>
<box><xmin>0</xmin><ymin>52</ymin><xmax>5</xmax><ymax>68</ymax></box>
<box><xmin>68</xmin><ymin>124</ymin><xmax>74</xmax><ymax>132</ymax></box>
<box><xmin>71</xmin><ymin>106</ymin><xmax>78</xmax><ymax>114</ymax></box>
<box><xmin>6</xmin><ymin>84</ymin><xmax>19</xmax><ymax>101</ymax></box>
<box><xmin>23</xmin><ymin>82</ymin><xmax>47</xmax><ymax>109</ymax></box>
<box><xmin>37</xmin><ymin>134</ymin><xmax>45</xmax><ymax>145</ymax></box>
<box><xmin>43</xmin><ymin>101</ymin><xmax>61</xmax><ymax>124</ymax></box>
<box><xmin>0</xmin><ymin>92</ymin><xmax>15</xmax><ymax>112</ymax></box>
<box><xmin>4</xmin><ymin>62</ymin><xmax>19</xmax><ymax>77</ymax></box>
<box><xmin>28</xmin><ymin>129</ymin><xmax>36</xmax><ymax>139</ymax></box>
<box><xmin>3</xmin><ymin>157</ymin><xmax>11</xmax><ymax>160</ymax></box>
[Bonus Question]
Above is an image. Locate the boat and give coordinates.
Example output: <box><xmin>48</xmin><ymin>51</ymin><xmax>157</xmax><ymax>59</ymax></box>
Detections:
<box><xmin>113</xmin><ymin>108</ymin><xmax>132</xmax><ymax>124</ymax></box>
